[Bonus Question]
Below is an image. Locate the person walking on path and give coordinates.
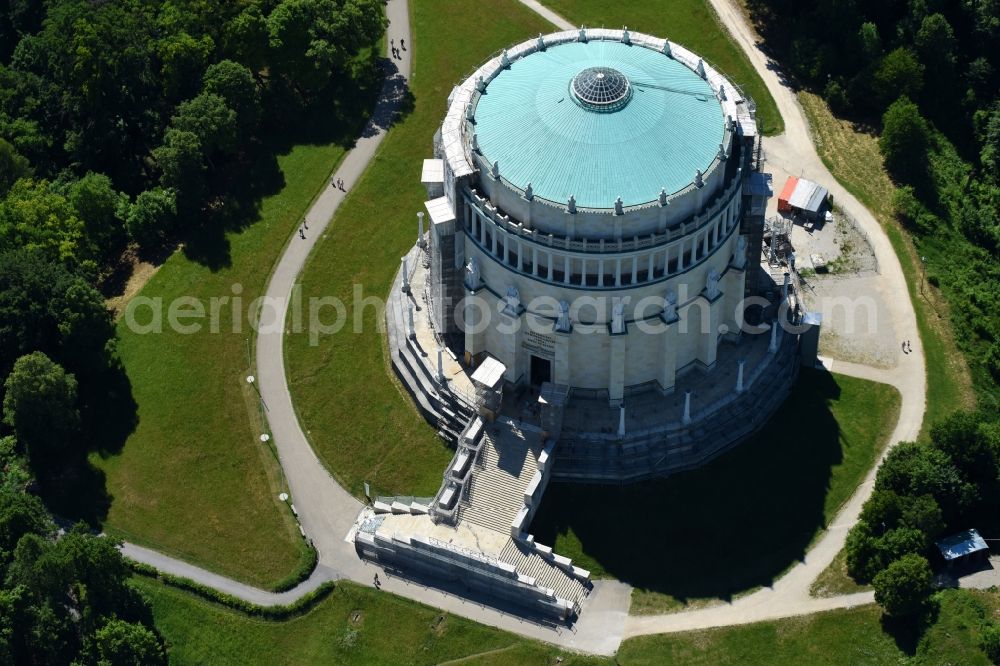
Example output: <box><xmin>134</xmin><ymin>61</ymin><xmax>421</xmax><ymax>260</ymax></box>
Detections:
<box><xmin>298</xmin><ymin>227</ymin><xmax>305</xmax><ymax>240</ymax></box>
<box><xmin>400</xmin><ymin>38</ymin><xmax>405</xmax><ymax>50</ymax></box>
<box><xmin>373</xmin><ymin>573</ymin><xmax>381</xmax><ymax>589</ymax></box>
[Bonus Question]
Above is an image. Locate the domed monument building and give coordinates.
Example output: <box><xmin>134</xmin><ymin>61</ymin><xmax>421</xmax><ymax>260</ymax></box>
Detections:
<box><xmin>355</xmin><ymin>28</ymin><xmax>806</xmax><ymax>622</ymax></box>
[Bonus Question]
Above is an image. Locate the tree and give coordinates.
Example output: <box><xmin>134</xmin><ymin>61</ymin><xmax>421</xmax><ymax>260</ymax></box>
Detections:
<box><xmin>0</xmin><ymin>178</ymin><xmax>93</xmax><ymax>268</ymax></box>
<box><xmin>0</xmin><ymin>487</ymin><xmax>49</xmax><ymax>564</ymax></box>
<box><xmin>982</xmin><ymin>623</ymin><xmax>1000</xmax><ymax>664</ymax></box>
<box><xmin>0</xmin><ymin>436</ymin><xmax>32</xmax><ymax>493</ymax></box>
<box><xmin>874</xmin><ymin>49</ymin><xmax>924</xmax><ymax>108</ymax></box>
<box><xmin>152</xmin><ymin>129</ymin><xmax>204</xmax><ymax>213</ymax></box>
<box><xmin>930</xmin><ymin>411</ymin><xmax>1000</xmax><ymax>492</ymax></box>
<box><xmin>857</xmin><ymin>22</ymin><xmax>881</xmax><ymax>61</ymax></box>
<box><xmin>987</xmin><ymin>341</ymin><xmax>1000</xmax><ymax>384</ymax></box>
<box><xmin>823</xmin><ymin>79</ymin><xmax>849</xmax><ymax>114</ymax></box>
<box><xmin>223</xmin><ymin>5</ymin><xmax>269</xmax><ymax>72</ymax></box>
<box><xmin>267</xmin><ymin>0</ymin><xmax>386</xmax><ymax>92</ymax></box>
<box><xmin>875</xmin><ymin>441</ymin><xmax>976</xmax><ymax>521</ymax></box>
<box><xmin>915</xmin><ymin>14</ymin><xmax>957</xmax><ymax>68</ymax></box>
<box><xmin>202</xmin><ymin>60</ymin><xmax>261</xmax><ymax>136</ymax></box>
<box><xmin>0</xmin><ymin>249</ymin><xmax>115</xmax><ymax>382</ymax></box>
<box><xmin>156</xmin><ymin>31</ymin><xmax>215</xmax><ymax>102</ymax></box>
<box><xmin>873</xmin><ymin>553</ymin><xmax>934</xmax><ymax>618</ymax></box>
<box><xmin>858</xmin><ymin>489</ymin><xmax>944</xmax><ymax>540</ymax></box>
<box><xmin>61</xmin><ymin>172</ymin><xmax>127</xmax><ymax>262</ymax></box>
<box><xmin>93</xmin><ymin>618</ymin><xmax>166</xmax><ymax>666</ymax></box>
<box><xmin>846</xmin><ymin>519</ymin><xmax>927</xmax><ymax>582</ymax></box>
<box><xmin>2</xmin><ymin>352</ymin><xmax>80</xmax><ymax>469</ymax></box>
<box><xmin>6</xmin><ymin>526</ymin><xmax>164</xmax><ymax>662</ymax></box>
<box><xmin>0</xmin><ymin>137</ymin><xmax>31</xmax><ymax>195</ymax></box>
<box><xmin>11</xmin><ymin>1</ymin><xmax>161</xmax><ymax>189</ymax></box>
<box><xmin>126</xmin><ymin>188</ymin><xmax>177</xmax><ymax>248</ymax></box>
<box><xmin>979</xmin><ymin>104</ymin><xmax>1000</xmax><ymax>182</ymax></box>
<box><xmin>171</xmin><ymin>92</ymin><xmax>238</xmax><ymax>156</ymax></box>
<box><xmin>880</xmin><ymin>97</ymin><xmax>932</xmax><ymax>184</ymax></box>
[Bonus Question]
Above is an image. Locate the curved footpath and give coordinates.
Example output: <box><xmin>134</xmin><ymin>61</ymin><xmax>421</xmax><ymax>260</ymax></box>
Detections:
<box><xmin>506</xmin><ymin>0</ymin><xmax>933</xmax><ymax>640</ymax></box>
<box><xmin>123</xmin><ymin>0</ymin><xmax>628</xmax><ymax>656</ymax></box>
<box><xmin>621</xmin><ymin>0</ymin><xmax>928</xmax><ymax>638</ymax></box>
<box><xmin>120</xmin><ymin>0</ymin><xmax>975</xmax><ymax>655</ymax></box>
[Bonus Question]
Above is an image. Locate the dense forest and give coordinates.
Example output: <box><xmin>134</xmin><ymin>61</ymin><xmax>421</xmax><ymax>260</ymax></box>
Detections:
<box><xmin>748</xmin><ymin>0</ymin><xmax>1000</xmax><ymax>404</ymax></box>
<box><xmin>748</xmin><ymin>0</ymin><xmax>1000</xmax><ymax>624</ymax></box>
<box><xmin>0</xmin><ymin>0</ymin><xmax>385</xmax><ymax>661</ymax></box>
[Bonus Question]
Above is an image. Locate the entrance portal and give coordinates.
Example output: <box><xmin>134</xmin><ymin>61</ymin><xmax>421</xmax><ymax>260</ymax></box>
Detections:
<box><xmin>530</xmin><ymin>355</ymin><xmax>552</xmax><ymax>386</ymax></box>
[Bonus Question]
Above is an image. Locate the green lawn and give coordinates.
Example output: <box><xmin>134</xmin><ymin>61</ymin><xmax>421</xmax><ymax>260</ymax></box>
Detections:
<box><xmin>92</xmin><ymin>110</ymin><xmax>378</xmax><ymax>586</ymax></box>
<box><xmin>809</xmin><ymin>547</ymin><xmax>870</xmax><ymax>598</ymax></box>
<box><xmin>283</xmin><ymin>0</ymin><xmax>552</xmax><ymax>499</ymax></box>
<box><xmin>132</xmin><ymin>576</ymin><xmax>599</xmax><ymax>666</ymax></box>
<box><xmin>134</xmin><ymin>573</ymin><xmax>1000</xmax><ymax>665</ymax></box>
<box><xmin>619</xmin><ymin>588</ymin><xmax>1000</xmax><ymax>665</ymax></box>
<box><xmin>543</xmin><ymin>0</ymin><xmax>783</xmax><ymax>136</ymax></box>
<box><xmin>530</xmin><ymin>370</ymin><xmax>901</xmax><ymax>613</ymax></box>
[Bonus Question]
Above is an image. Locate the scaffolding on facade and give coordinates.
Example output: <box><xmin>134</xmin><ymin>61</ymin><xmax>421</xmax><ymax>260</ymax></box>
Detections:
<box><xmin>764</xmin><ymin>216</ymin><xmax>794</xmax><ymax>267</ymax></box>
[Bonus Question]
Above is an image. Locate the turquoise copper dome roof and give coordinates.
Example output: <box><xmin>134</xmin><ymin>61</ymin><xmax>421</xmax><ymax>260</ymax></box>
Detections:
<box><xmin>471</xmin><ymin>40</ymin><xmax>725</xmax><ymax>209</ymax></box>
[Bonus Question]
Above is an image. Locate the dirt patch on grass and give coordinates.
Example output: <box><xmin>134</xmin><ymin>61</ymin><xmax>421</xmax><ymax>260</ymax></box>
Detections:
<box><xmin>105</xmin><ymin>253</ymin><xmax>162</xmax><ymax>318</ymax></box>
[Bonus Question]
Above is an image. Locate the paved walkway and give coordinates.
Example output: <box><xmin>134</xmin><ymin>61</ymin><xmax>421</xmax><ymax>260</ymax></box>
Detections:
<box><xmin>123</xmin><ymin>0</ymin><xmax>628</xmax><ymax>656</ymax></box>
<box><xmin>121</xmin><ymin>543</ymin><xmax>337</xmax><ymax>605</ymax></box>
<box><xmin>121</xmin><ymin>0</ymin><xmax>934</xmax><ymax>655</ymax></box>
<box><xmin>512</xmin><ymin>0</ymin><xmax>929</xmax><ymax>641</ymax></box>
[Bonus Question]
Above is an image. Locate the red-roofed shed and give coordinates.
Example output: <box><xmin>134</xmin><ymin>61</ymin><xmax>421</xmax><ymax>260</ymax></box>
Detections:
<box><xmin>778</xmin><ymin>176</ymin><xmax>798</xmax><ymax>213</ymax></box>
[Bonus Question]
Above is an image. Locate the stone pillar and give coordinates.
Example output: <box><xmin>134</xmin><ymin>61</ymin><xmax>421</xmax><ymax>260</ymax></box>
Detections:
<box><xmin>401</xmin><ymin>256</ymin><xmax>410</xmax><ymax>293</ymax></box>
<box><xmin>553</xmin><ymin>329</ymin><xmax>571</xmax><ymax>385</ymax></box>
<box><xmin>696</xmin><ymin>296</ymin><xmax>722</xmax><ymax>369</ymax></box>
<box><xmin>721</xmin><ymin>268</ymin><xmax>746</xmax><ymax>340</ymax></box>
<box><xmin>769</xmin><ymin>320</ymin><xmax>779</xmax><ymax>353</ymax></box>
<box><xmin>659</xmin><ymin>318</ymin><xmax>678</xmax><ymax>394</ymax></box>
<box><xmin>782</xmin><ymin>272</ymin><xmax>790</xmax><ymax>300</ymax></box>
<box><xmin>417</xmin><ymin>212</ymin><xmax>425</xmax><ymax>248</ymax></box>
<box><xmin>463</xmin><ymin>288</ymin><xmax>485</xmax><ymax>365</ymax></box>
<box><xmin>406</xmin><ymin>302</ymin><xmax>416</xmax><ymax>340</ymax></box>
<box><xmin>609</xmin><ymin>331</ymin><xmax>626</xmax><ymax>406</ymax></box>
<box><xmin>617</xmin><ymin>404</ymin><xmax>626</xmax><ymax>438</ymax></box>
<box><xmin>428</xmin><ymin>209</ymin><xmax>459</xmax><ymax>335</ymax></box>
<box><xmin>436</xmin><ymin>347</ymin><xmax>445</xmax><ymax>382</ymax></box>
<box><xmin>736</xmin><ymin>359</ymin><xmax>745</xmax><ymax>393</ymax></box>
<box><xmin>499</xmin><ymin>311</ymin><xmax>525</xmax><ymax>385</ymax></box>
<box><xmin>683</xmin><ymin>390</ymin><xmax>692</xmax><ymax>424</ymax></box>
<box><xmin>678</xmin><ymin>238</ymin><xmax>686</xmax><ymax>271</ymax></box>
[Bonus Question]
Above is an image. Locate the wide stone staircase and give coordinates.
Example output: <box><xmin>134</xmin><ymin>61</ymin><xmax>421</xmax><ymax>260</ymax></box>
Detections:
<box><xmin>458</xmin><ymin>429</ymin><xmax>542</xmax><ymax>533</ymax></box>
<box><xmin>385</xmin><ymin>245</ymin><xmax>471</xmax><ymax>442</ymax></box>
<box><xmin>499</xmin><ymin>538</ymin><xmax>588</xmax><ymax>608</ymax></box>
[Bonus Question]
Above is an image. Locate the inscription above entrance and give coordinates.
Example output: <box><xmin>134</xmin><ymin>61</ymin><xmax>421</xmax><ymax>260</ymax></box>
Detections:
<box><xmin>522</xmin><ymin>330</ymin><xmax>555</xmax><ymax>358</ymax></box>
